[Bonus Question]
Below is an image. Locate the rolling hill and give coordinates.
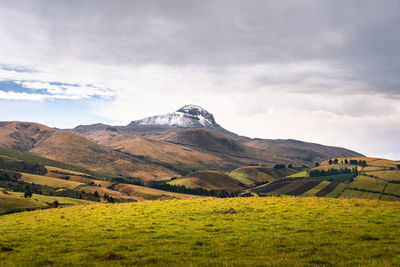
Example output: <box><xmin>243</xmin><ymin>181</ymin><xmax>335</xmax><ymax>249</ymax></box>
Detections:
<box><xmin>0</xmin><ymin>122</ymin><xmax>180</xmax><ymax>181</ymax></box>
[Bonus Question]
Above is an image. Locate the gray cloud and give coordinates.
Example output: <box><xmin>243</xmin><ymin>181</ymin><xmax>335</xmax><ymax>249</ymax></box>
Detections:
<box><xmin>1</xmin><ymin>0</ymin><xmax>400</xmax><ymax>158</ymax></box>
<box><xmin>1</xmin><ymin>0</ymin><xmax>398</xmax><ymax>97</ymax></box>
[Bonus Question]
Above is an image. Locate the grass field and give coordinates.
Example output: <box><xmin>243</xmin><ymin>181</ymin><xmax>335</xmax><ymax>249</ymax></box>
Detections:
<box><xmin>0</xmin><ymin>190</ymin><xmax>94</xmax><ymax>215</ymax></box>
<box><xmin>0</xmin><ymin>197</ymin><xmax>399</xmax><ymax>266</ymax></box>
<box><xmin>0</xmin><ymin>190</ymin><xmax>47</xmax><ymax>215</ymax></box>
<box><xmin>370</xmin><ymin>170</ymin><xmax>400</xmax><ymax>181</ymax></box>
<box><xmin>340</xmin><ymin>189</ymin><xmax>381</xmax><ymax>200</ymax></box>
<box><xmin>113</xmin><ymin>183</ymin><xmax>202</xmax><ymax>201</ymax></box>
<box><xmin>19</xmin><ymin>173</ymin><xmax>84</xmax><ymax>190</ymax></box>
<box><xmin>384</xmin><ymin>183</ymin><xmax>400</xmax><ymax>197</ymax></box>
<box><xmin>349</xmin><ymin>175</ymin><xmax>386</xmax><ymax>193</ymax></box>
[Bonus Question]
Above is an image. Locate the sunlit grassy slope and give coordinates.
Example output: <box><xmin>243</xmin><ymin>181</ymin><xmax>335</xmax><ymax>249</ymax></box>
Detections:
<box><xmin>0</xmin><ymin>197</ymin><xmax>399</xmax><ymax>266</ymax></box>
<box><xmin>0</xmin><ymin>190</ymin><xmax>94</xmax><ymax>215</ymax></box>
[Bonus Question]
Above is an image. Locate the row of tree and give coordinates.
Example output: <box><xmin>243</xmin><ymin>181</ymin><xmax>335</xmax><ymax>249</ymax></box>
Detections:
<box><xmin>328</xmin><ymin>158</ymin><xmax>367</xmax><ymax>167</ymax></box>
<box><xmin>309</xmin><ymin>167</ymin><xmax>358</xmax><ymax>177</ymax></box>
<box><xmin>147</xmin><ymin>181</ymin><xmax>239</xmax><ymax>198</ymax></box>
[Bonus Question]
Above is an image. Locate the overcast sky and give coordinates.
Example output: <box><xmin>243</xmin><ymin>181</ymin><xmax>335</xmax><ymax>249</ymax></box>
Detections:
<box><xmin>0</xmin><ymin>0</ymin><xmax>399</xmax><ymax>159</ymax></box>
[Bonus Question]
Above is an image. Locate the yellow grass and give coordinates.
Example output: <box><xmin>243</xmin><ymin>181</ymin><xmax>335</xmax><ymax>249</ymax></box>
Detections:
<box><xmin>0</xmin><ymin>190</ymin><xmax>47</xmax><ymax>214</ymax></box>
<box><xmin>19</xmin><ymin>173</ymin><xmax>84</xmax><ymax>190</ymax></box>
<box><xmin>113</xmin><ymin>183</ymin><xmax>203</xmax><ymax>201</ymax></box>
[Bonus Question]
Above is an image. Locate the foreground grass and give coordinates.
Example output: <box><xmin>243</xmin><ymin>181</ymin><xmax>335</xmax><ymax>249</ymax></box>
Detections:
<box><xmin>0</xmin><ymin>197</ymin><xmax>400</xmax><ymax>266</ymax></box>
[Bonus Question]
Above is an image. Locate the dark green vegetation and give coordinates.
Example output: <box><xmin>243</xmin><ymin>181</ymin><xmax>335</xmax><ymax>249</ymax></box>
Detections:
<box><xmin>0</xmin><ymin>197</ymin><xmax>399</xmax><ymax>266</ymax></box>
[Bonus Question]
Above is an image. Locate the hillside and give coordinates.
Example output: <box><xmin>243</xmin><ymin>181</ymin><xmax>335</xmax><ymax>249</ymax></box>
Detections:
<box><xmin>0</xmin><ymin>122</ymin><xmax>180</xmax><ymax>181</ymax></box>
<box><xmin>0</xmin><ymin>152</ymin><xmax>203</xmax><ymax>206</ymax></box>
<box><xmin>250</xmin><ymin>157</ymin><xmax>400</xmax><ymax>201</ymax></box>
<box><xmin>229</xmin><ymin>165</ymin><xmax>299</xmax><ymax>187</ymax></box>
<box><xmin>0</xmin><ymin>197</ymin><xmax>399</xmax><ymax>266</ymax></box>
<box><xmin>70</xmin><ymin>105</ymin><xmax>363</xmax><ymax>167</ymax></box>
<box><xmin>169</xmin><ymin>170</ymin><xmax>244</xmax><ymax>191</ymax></box>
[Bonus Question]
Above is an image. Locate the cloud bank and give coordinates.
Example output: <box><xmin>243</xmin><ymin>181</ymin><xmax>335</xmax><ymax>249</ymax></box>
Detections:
<box><xmin>0</xmin><ymin>0</ymin><xmax>399</xmax><ymax>159</ymax></box>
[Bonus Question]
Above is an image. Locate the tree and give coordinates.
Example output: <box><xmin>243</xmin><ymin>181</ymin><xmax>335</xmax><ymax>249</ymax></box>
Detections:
<box><xmin>52</xmin><ymin>200</ymin><xmax>59</xmax><ymax>208</ymax></box>
<box><xmin>93</xmin><ymin>191</ymin><xmax>99</xmax><ymax>198</ymax></box>
<box><xmin>274</xmin><ymin>164</ymin><xmax>286</xmax><ymax>169</ymax></box>
<box><xmin>398</xmin><ymin>165</ymin><xmax>400</xmax><ymax>170</ymax></box>
<box><xmin>328</xmin><ymin>159</ymin><xmax>333</xmax><ymax>165</ymax></box>
<box><xmin>315</xmin><ymin>162</ymin><xmax>320</xmax><ymax>167</ymax></box>
<box><xmin>344</xmin><ymin>159</ymin><xmax>349</xmax><ymax>164</ymax></box>
<box><xmin>24</xmin><ymin>190</ymin><xmax>32</xmax><ymax>198</ymax></box>
<box><xmin>333</xmin><ymin>159</ymin><xmax>338</xmax><ymax>164</ymax></box>
<box><xmin>288</xmin><ymin>164</ymin><xmax>293</xmax><ymax>168</ymax></box>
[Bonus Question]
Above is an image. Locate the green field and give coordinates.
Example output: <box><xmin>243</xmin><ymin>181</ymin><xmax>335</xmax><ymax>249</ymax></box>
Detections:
<box><xmin>384</xmin><ymin>183</ymin><xmax>400</xmax><ymax>197</ymax></box>
<box><xmin>0</xmin><ymin>191</ymin><xmax>47</xmax><ymax>215</ymax></box>
<box><xmin>340</xmin><ymin>189</ymin><xmax>381</xmax><ymax>200</ymax></box>
<box><xmin>349</xmin><ymin>175</ymin><xmax>386</xmax><ymax>193</ymax></box>
<box><xmin>302</xmin><ymin>181</ymin><xmax>330</xmax><ymax>197</ymax></box>
<box><xmin>325</xmin><ymin>183</ymin><xmax>347</xmax><ymax>198</ymax></box>
<box><xmin>0</xmin><ymin>190</ymin><xmax>95</xmax><ymax>215</ymax></box>
<box><xmin>0</xmin><ymin>197</ymin><xmax>399</xmax><ymax>266</ymax></box>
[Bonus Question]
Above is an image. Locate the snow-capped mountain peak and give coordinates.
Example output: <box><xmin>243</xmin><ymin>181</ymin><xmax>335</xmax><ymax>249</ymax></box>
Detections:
<box><xmin>128</xmin><ymin>105</ymin><xmax>224</xmax><ymax>130</ymax></box>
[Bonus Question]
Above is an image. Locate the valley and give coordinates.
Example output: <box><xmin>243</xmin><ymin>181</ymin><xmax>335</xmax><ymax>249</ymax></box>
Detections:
<box><xmin>0</xmin><ymin>105</ymin><xmax>399</xmax><ymax>266</ymax></box>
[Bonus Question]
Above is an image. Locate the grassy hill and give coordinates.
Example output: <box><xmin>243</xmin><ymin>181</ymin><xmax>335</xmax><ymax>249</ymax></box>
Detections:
<box><xmin>0</xmin><ymin>122</ymin><xmax>180</xmax><ymax>181</ymax></box>
<box><xmin>169</xmin><ymin>170</ymin><xmax>244</xmax><ymax>190</ymax></box>
<box><xmin>0</xmin><ymin>197</ymin><xmax>399</xmax><ymax>266</ymax></box>
<box><xmin>0</xmin><ymin>189</ymin><xmax>95</xmax><ymax>215</ymax></box>
<box><xmin>229</xmin><ymin>165</ymin><xmax>299</xmax><ymax>186</ymax></box>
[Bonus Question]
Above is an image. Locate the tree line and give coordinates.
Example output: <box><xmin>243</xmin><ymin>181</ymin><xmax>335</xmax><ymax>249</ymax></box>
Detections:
<box><xmin>309</xmin><ymin>167</ymin><xmax>358</xmax><ymax>178</ymax></box>
<box><xmin>328</xmin><ymin>158</ymin><xmax>367</xmax><ymax>167</ymax></box>
<box><xmin>147</xmin><ymin>181</ymin><xmax>239</xmax><ymax>198</ymax></box>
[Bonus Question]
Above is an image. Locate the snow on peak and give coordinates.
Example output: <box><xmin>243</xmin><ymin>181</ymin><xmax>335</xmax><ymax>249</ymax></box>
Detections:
<box><xmin>128</xmin><ymin>104</ymin><xmax>222</xmax><ymax>129</ymax></box>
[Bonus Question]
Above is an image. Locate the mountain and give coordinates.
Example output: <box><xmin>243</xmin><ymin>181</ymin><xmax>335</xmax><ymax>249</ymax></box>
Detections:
<box><xmin>70</xmin><ymin>104</ymin><xmax>363</xmax><ymax>168</ymax></box>
<box><xmin>0</xmin><ymin>105</ymin><xmax>364</xmax><ymax>183</ymax></box>
<box><xmin>127</xmin><ymin>104</ymin><xmax>231</xmax><ymax>133</ymax></box>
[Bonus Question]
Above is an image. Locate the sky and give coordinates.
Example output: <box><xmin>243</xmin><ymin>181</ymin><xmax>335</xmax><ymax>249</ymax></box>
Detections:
<box><xmin>0</xmin><ymin>0</ymin><xmax>399</xmax><ymax>159</ymax></box>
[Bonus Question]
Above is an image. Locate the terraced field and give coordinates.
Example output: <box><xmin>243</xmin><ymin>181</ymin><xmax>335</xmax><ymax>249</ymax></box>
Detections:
<box><xmin>302</xmin><ymin>181</ymin><xmax>331</xmax><ymax>197</ymax></box>
<box><xmin>249</xmin><ymin>157</ymin><xmax>400</xmax><ymax>201</ymax></box>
